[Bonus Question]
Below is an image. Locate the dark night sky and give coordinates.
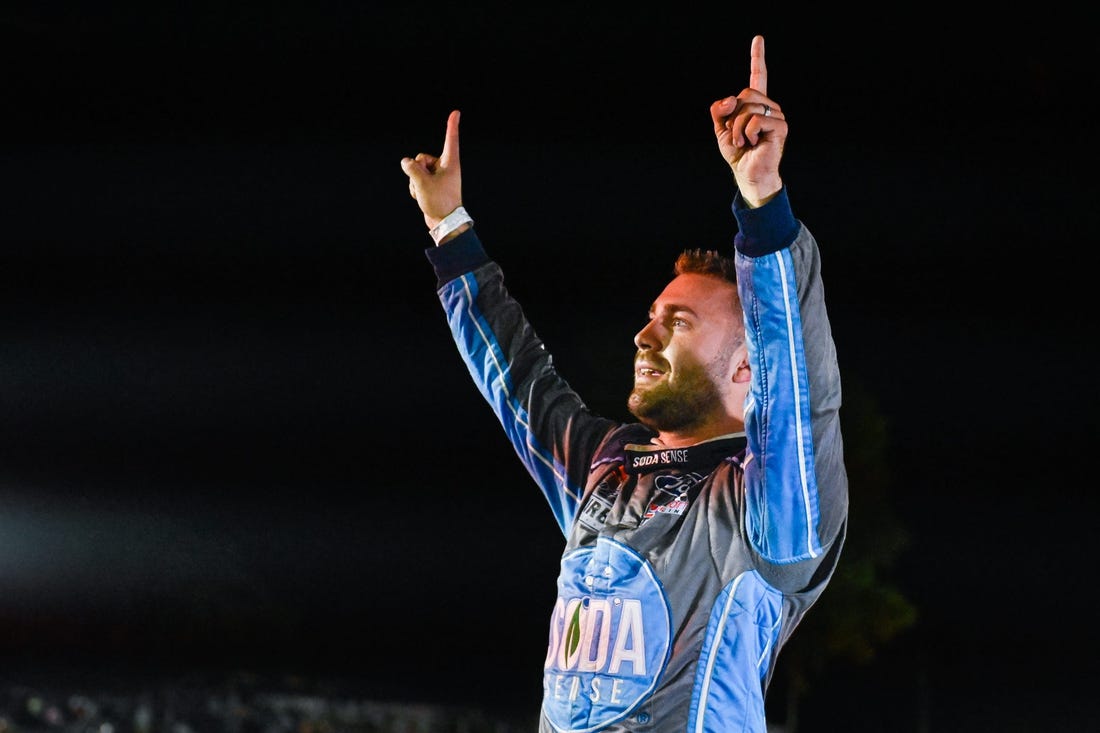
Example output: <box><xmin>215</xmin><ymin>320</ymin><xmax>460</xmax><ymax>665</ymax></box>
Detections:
<box><xmin>1</xmin><ymin>5</ymin><xmax>1096</xmax><ymax>729</ymax></box>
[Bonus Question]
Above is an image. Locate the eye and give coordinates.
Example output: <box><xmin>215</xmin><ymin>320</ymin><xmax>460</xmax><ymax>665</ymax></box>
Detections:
<box><xmin>671</xmin><ymin>317</ymin><xmax>689</xmax><ymax>328</ymax></box>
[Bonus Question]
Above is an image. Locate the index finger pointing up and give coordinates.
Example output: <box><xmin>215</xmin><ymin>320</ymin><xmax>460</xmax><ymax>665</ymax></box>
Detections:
<box><xmin>440</xmin><ymin>109</ymin><xmax>461</xmax><ymax>168</ymax></box>
<box><xmin>749</xmin><ymin>35</ymin><xmax>767</xmax><ymax>95</ymax></box>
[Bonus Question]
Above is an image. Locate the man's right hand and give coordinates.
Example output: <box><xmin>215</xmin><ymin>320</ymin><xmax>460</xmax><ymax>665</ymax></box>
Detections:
<box><xmin>401</xmin><ymin>109</ymin><xmax>464</xmax><ymax>231</ymax></box>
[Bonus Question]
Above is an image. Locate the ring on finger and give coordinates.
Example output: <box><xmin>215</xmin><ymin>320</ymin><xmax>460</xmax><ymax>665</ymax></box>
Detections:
<box><xmin>763</xmin><ymin>104</ymin><xmax>772</xmax><ymax>117</ymax></box>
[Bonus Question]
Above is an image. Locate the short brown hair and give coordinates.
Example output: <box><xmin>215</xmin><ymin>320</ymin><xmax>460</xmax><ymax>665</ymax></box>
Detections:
<box><xmin>673</xmin><ymin>249</ymin><xmax>743</xmax><ymax>335</ymax></box>
<box><xmin>674</xmin><ymin>249</ymin><xmax>737</xmax><ymax>284</ymax></box>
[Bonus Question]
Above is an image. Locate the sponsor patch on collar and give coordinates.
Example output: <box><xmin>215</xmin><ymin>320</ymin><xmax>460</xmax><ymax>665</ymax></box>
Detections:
<box><xmin>623</xmin><ymin>434</ymin><xmax>746</xmax><ymax>475</ymax></box>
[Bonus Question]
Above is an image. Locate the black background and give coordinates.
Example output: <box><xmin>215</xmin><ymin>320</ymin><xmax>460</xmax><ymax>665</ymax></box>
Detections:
<box><xmin>1</xmin><ymin>5</ymin><xmax>1096</xmax><ymax>730</ymax></box>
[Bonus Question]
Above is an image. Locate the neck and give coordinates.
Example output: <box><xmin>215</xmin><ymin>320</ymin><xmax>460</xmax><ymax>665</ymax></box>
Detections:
<box><xmin>654</xmin><ymin>418</ymin><xmax>745</xmax><ymax>448</ymax></box>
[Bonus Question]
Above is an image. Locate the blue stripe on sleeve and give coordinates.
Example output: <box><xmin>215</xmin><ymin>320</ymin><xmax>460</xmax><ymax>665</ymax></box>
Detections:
<box><xmin>440</xmin><ymin>273</ymin><xmax>581</xmax><ymax>535</ymax></box>
<box><xmin>740</xmin><ymin>248</ymin><xmax>823</xmax><ymax>562</ymax></box>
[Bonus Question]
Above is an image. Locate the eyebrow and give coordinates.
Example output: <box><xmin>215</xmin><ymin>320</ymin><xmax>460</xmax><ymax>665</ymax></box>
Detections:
<box><xmin>648</xmin><ymin>302</ymin><xmax>699</xmax><ymax>319</ymax></box>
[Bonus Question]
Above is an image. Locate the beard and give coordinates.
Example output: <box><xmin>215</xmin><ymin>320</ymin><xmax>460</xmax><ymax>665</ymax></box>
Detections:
<box><xmin>627</xmin><ymin>357</ymin><xmax>724</xmax><ymax>433</ymax></box>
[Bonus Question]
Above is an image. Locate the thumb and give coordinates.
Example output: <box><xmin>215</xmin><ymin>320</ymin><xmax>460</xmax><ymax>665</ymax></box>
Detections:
<box><xmin>400</xmin><ymin>157</ymin><xmax>429</xmax><ymax>187</ymax></box>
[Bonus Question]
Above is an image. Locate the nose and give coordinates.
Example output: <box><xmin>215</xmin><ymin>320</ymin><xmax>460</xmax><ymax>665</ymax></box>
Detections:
<box><xmin>634</xmin><ymin>319</ymin><xmax>660</xmax><ymax>351</ymax></box>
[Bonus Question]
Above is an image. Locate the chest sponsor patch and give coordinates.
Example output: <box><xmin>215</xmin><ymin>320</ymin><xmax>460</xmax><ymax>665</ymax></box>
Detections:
<box><xmin>542</xmin><ymin>537</ymin><xmax>671</xmax><ymax>733</ymax></box>
<box><xmin>638</xmin><ymin>472</ymin><xmax>701</xmax><ymax>520</ymax></box>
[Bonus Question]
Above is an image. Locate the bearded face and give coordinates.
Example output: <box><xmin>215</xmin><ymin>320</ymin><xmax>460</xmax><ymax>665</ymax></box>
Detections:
<box><xmin>628</xmin><ymin>272</ymin><xmax>746</xmax><ymax>437</ymax></box>
<box><xmin>627</xmin><ymin>352</ymin><xmax>725</xmax><ymax>433</ymax></box>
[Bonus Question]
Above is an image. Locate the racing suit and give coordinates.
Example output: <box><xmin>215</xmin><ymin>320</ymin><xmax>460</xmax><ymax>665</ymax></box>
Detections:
<box><xmin>424</xmin><ymin>187</ymin><xmax>848</xmax><ymax>733</ymax></box>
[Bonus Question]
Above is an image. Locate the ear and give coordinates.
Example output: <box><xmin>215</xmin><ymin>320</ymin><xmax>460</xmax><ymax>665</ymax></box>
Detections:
<box><xmin>731</xmin><ymin>344</ymin><xmax>751</xmax><ymax>384</ymax></box>
<box><xmin>732</xmin><ymin>360</ymin><xmax>751</xmax><ymax>384</ymax></box>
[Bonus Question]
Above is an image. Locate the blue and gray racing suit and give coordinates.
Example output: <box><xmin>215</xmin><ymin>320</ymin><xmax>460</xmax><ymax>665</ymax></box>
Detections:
<box><xmin>424</xmin><ymin>187</ymin><xmax>848</xmax><ymax>733</ymax></box>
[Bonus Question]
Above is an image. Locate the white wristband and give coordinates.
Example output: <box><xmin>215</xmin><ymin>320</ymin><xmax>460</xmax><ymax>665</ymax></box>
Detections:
<box><xmin>429</xmin><ymin>206</ymin><xmax>474</xmax><ymax>245</ymax></box>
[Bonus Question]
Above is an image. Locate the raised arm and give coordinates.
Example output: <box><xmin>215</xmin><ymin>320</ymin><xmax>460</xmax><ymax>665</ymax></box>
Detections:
<box><xmin>722</xmin><ymin>36</ymin><xmax>848</xmax><ymax>571</ymax></box>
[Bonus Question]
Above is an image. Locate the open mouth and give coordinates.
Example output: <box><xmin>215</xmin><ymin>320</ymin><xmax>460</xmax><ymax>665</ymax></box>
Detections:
<box><xmin>635</xmin><ymin>363</ymin><xmax>666</xmax><ymax>380</ymax></box>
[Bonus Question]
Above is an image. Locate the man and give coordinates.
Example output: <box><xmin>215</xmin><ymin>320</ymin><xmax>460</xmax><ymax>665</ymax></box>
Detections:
<box><xmin>400</xmin><ymin>35</ymin><xmax>848</xmax><ymax>733</ymax></box>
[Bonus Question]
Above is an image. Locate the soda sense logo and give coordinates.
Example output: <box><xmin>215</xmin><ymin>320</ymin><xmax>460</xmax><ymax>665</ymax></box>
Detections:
<box><xmin>630</xmin><ymin>447</ymin><xmax>689</xmax><ymax>469</ymax></box>
<box><xmin>542</xmin><ymin>538</ymin><xmax>671</xmax><ymax>732</ymax></box>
